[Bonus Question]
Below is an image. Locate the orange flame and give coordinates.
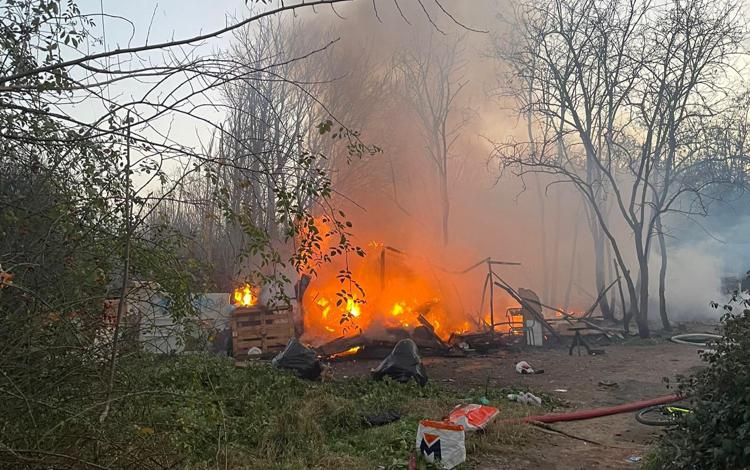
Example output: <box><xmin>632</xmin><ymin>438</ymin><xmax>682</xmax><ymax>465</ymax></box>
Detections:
<box><xmin>346</xmin><ymin>297</ymin><xmax>361</xmax><ymax>318</ymax></box>
<box><xmin>299</xmin><ymin>218</ymin><xmax>519</xmax><ymax>345</ymax></box>
<box><xmin>329</xmin><ymin>346</ymin><xmax>362</xmax><ymax>359</ymax></box>
<box><xmin>233</xmin><ymin>285</ymin><xmax>256</xmax><ymax>307</ymax></box>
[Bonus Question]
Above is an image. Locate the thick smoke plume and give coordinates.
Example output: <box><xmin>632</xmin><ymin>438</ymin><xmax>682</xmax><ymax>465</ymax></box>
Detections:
<box><xmin>281</xmin><ymin>0</ymin><xmax>739</xmax><ymax>338</ymax></box>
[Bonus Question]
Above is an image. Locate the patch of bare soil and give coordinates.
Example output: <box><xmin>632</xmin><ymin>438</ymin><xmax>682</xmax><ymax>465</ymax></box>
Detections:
<box><xmin>331</xmin><ymin>339</ymin><xmax>706</xmax><ymax>469</ymax></box>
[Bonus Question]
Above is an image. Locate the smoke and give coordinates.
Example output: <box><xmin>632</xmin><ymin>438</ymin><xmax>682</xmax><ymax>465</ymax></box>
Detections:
<box><xmin>656</xmin><ymin>240</ymin><xmax>723</xmax><ymax>320</ymax></box>
<box><xmin>273</xmin><ymin>0</ymin><xmax>740</xmax><ymax>333</ymax></box>
<box><xmin>657</xmin><ymin>211</ymin><xmax>750</xmax><ymax>320</ymax></box>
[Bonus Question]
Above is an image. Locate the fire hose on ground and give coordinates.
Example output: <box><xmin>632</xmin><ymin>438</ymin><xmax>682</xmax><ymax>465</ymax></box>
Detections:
<box><xmin>670</xmin><ymin>333</ymin><xmax>722</xmax><ymax>355</ymax></box>
<box><xmin>499</xmin><ymin>393</ymin><xmax>682</xmax><ymax>425</ymax></box>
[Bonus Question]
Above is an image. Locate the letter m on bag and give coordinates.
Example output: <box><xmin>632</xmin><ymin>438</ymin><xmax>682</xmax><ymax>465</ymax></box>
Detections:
<box><xmin>420</xmin><ymin>433</ymin><xmax>441</xmax><ymax>460</ymax></box>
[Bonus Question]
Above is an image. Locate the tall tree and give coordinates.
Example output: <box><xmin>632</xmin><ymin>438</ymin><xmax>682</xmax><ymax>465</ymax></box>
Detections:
<box><xmin>496</xmin><ymin>0</ymin><xmax>747</xmax><ymax>336</ymax></box>
<box><xmin>393</xmin><ymin>33</ymin><xmax>469</xmax><ymax>245</ymax></box>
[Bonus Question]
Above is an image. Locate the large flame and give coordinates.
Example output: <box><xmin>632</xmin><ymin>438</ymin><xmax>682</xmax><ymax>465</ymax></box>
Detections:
<box><xmin>299</xmin><ymin>231</ymin><xmax>517</xmax><ymax>344</ymax></box>
<box><xmin>233</xmin><ymin>285</ymin><xmax>256</xmax><ymax>307</ymax></box>
<box><xmin>297</xmin><ymin>217</ymin><xmax>521</xmax><ymax>345</ymax></box>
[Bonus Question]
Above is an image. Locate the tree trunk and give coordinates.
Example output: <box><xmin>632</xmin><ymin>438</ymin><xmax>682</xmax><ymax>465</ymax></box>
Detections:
<box><xmin>440</xmin><ymin>169</ymin><xmax>449</xmax><ymax>246</ymax></box>
<box><xmin>655</xmin><ymin>216</ymin><xmax>671</xmax><ymax>331</ymax></box>
<box><xmin>636</xmin><ymin>253</ymin><xmax>650</xmax><ymax>338</ymax></box>
<box><xmin>593</xmin><ymin>222</ymin><xmax>615</xmax><ymax>321</ymax></box>
<box><xmin>614</xmin><ymin>260</ymin><xmax>629</xmax><ymax>333</ymax></box>
<box><xmin>584</xmin><ymin>144</ymin><xmax>614</xmax><ymax>321</ymax></box>
<box><xmin>562</xmin><ymin>211</ymin><xmax>580</xmax><ymax>312</ymax></box>
<box><xmin>550</xmin><ymin>195</ymin><xmax>562</xmax><ymax>305</ymax></box>
<box><xmin>100</xmin><ymin>115</ymin><xmax>133</xmax><ymax>423</ymax></box>
<box><xmin>534</xmin><ymin>174</ymin><xmax>550</xmax><ymax>303</ymax></box>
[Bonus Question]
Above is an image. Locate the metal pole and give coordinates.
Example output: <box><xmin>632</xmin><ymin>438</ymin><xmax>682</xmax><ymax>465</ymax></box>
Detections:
<box><xmin>488</xmin><ymin>260</ymin><xmax>495</xmax><ymax>336</ymax></box>
<box><xmin>380</xmin><ymin>247</ymin><xmax>386</xmax><ymax>291</ymax></box>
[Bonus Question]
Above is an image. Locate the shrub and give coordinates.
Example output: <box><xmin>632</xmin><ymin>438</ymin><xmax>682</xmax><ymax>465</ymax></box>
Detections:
<box><xmin>648</xmin><ymin>299</ymin><xmax>750</xmax><ymax>469</ymax></box>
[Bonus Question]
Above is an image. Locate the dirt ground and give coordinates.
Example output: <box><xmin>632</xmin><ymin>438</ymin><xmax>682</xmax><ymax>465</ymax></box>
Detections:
<box><xmin>332</xmin><ymin>338</ymin><xmax>708</xmax><ymax>469</ymax></box>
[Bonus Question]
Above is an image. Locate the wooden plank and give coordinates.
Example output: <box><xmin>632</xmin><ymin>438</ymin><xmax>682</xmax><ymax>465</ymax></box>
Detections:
<box><xmin>233</xmin><ymin>321</ymin><xmax>291</xmax><ymax>332</ymax></box>
<box><xmin>232</xmin><ymin>324</ymin><xmax>292</xmax><ymax>337</ymax></box>
<box><xmin>236</xmin><ymin>333</ymin><xmax>292</xmax><ymax>342</ymax></box>
<box><xmin>230</xmin><ymin>305</ymin><xmax>293</xmax><ymax>355</ymax></box>
<box><xmin>236</xmin><ymin>338</ymin><xmax>288</xmax><ymax>346</ymax></box>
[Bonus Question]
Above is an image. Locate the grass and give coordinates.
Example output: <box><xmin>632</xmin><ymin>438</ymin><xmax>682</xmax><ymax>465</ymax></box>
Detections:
<box><xmin>107</xmin><ymin>353</ymin><xmax>553</xmax><ymax>469</ymax></box>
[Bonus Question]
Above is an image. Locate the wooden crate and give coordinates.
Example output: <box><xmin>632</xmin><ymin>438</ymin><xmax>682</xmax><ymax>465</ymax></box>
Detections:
<box><xmin>230</xmin><ymin>305</ymin><xmax>294</xmax><ymax>358</ymax></box>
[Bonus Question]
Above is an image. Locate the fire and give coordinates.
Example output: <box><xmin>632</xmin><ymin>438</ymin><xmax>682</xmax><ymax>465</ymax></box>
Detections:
<box><xmin>391</xmin><ymin>302</ymin><xmax>405</xmax><ymax>316</ymax></box>
<box><xmin>233</xmin><ymin>285</ymin><xmax>256</xmax><ymax>307</ymax></box>
<box><xmin>298</xmin><ymin>218</ymin><xmax>519</xmax><ymax>345</ymax></box>
<box><xmin>330</xmin><ymin>346</ymin><xmax>362</xmax><ymax>359</ymax></box>
<box><xmin>346</xmin><ymin>297</ymin><xmax>361</xmax><ymax>318</ymax></box>
<box><xmin>317</xmin><ymin>297</ymin><xmax>331</xmax><ymax>319</ymax></box>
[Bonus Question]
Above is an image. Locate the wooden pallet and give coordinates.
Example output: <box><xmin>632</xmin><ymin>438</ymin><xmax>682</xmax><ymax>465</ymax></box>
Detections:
<box><xmin>230</xmin><ymin>305</ymin><xmax>294</xmax><ymax>358</ymax></box>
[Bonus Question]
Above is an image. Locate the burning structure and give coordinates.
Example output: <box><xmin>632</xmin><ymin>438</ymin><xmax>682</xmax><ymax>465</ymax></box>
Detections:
<box><xmin>296</xmin><ymin>232</ymin><xmax>548</xmax><ymax>355</ymax></box>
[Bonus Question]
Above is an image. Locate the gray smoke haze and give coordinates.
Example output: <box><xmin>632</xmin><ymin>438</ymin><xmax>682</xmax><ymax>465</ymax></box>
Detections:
<box><xmin>283</xmin><ymin>0</ymin><xmax>744</xmax><ymax>325</ymax></box>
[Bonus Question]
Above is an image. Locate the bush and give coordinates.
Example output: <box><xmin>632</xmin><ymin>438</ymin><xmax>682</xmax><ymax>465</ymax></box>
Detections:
<box><xmin>648</xmin><ymin>303</ymin><xmax>750</xmax><ymax>469</ymax></box>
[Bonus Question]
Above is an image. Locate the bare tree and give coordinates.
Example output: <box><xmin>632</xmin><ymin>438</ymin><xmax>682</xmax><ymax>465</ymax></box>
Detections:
<box><xmin>392</xmin><ymin>33</ymin><xmax>469</xmax><ymax>246</ymax></box>
<box><xmin>496</xmin><ymin>0</ymin><xmax>747</xmax><ymax>337</ymax></box>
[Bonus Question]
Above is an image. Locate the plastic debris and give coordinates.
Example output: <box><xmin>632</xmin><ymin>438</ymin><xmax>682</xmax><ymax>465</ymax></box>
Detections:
<box><xmin>598</xmin><ymin>380</ymin><xmax>618</xmax><ymax>387</ymax></box>
<box><xmin>372</xmin><ymin>339</ymin><xmax>428</xmax><ymax>386</ymax></box>
<box><xmin>271</xmin><ymin>337</ymin><xmax>322</xmax><ymax>380</ymax></box>
<box><xmin>448</xmin><ymin>404</ymin><xmax>499</xmax><ymax>431</ymax></box>
<box><xmin>247</xmin><ymin>346</ymin><xmax>262</xmax><ymax>356</ymax></box>
<box><xmin>516</xmin><ymin>361</ymin><xmax>534</xmax><ymax>374</ymax></box>
<box><xmin>626</xmin><ymin>455</ymin><xmax>642</xmax><ymax>463</ymax></box>
<box><xmin>416</xmin><ymin>420</ymin><xmax>466</xmax><ymax>469</ymax></box>
<box><xmin>507</xmin><ymin>392</ymin><xmax>542</xmax><ymax>406</ymax></box>
<box><xmin>515</xmin><ymin>361</ymin><xmax>544</xmax><ymax>374</ymax></box>
<box><xmin>362</xmin><ymin>410</ymin><xmax>401</xmax><ymax>427</ymax></box>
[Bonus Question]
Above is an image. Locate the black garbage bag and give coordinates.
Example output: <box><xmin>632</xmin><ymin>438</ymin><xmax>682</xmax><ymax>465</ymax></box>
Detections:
<box><xmin>372</xmin><ymin>339</ymin><xmax>428</xmax><ymax>386</ymax></box>
<box><xmin>272</xmin><ymin>337</ymin><xmax>322</xmax><ymax>380</ymax></box>
<box><xmin>361</xmin><ymin>410</ymin><xmax>401</xmax><ymax>427</ymax></box>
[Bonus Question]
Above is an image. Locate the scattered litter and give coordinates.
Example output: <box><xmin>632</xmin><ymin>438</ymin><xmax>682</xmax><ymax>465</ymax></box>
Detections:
<box><xmin>515</xmin><ymin>361</ymin><xmax>544</xmax><ymax>374</ymax></box>
<box><xmin>271</xmin><ymin>337</ymin><xmax>322</xmax><ymax>380</ymax></box>
<box><xmin>626</xmin><ymin>455</ymin><xmax>642</xmax><ymax>463</ymax></box>
<box><xmin>416</xmin><ymin>419</ymin><xmax>466</xmax><ymax>469</ymax></box>
<box><xmin>372</xmin><ymin>339</ymin><xmax>428</xmax><ymax>386</ymax></box>
<box><xmin>479</xmin><ymin>396</ymin><xmax>491</xmax><ymax>405</ymax></box>
<box><xmin>507</xmin><ymin>392</ymin><xmax>542</xmax><ymax>406</ymax></box>
<box><xmin>553</xmin><ymin>389</ymin><xmax>568</xmax><ymax>393</ymax></box>
<box><xmin>246</xmin><ymin>346</ymin><xmax>262</xmax><ymax>357</ymax></box>
<box><xmin>598</xmin><ymin>380</ymin><xmax>618</xmax><ymax>388</ymax></box>
<box><xmin>516</xmin><ymin>361</ymin><xmax>534</xmax><ymax>374</ymax></box>
<box><xmin>362</xmin><ymin>410</ymin><xmax>401</xmax><ymax>427</ymax></box>
<box><xmin>448</xmin><ymin>404</ymin><xmax>499</xmax><ymax>431</ymax></box>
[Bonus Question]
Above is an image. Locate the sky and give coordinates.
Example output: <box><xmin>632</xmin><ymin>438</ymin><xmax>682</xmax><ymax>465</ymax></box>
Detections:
<box><xmin>80</xmin><ymin>0</ymin><xmax>248</xmax><ymax>51</ymax></box>
<box><xmin>70</xmin><ymin>1</ymin><xmax>269</xmax><ymax>180</ymax></box>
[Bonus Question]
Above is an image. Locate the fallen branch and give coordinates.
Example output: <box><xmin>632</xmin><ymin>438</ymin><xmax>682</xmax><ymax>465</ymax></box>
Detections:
<box><xmin>582</xmin><ymin>278</ymin><xmax>620</xmax><ymax>318</ymax></box>
<box><xmin>527</xmin><ymin>422</ymin><xmax>635</xmax><ymax>449</ymax></box>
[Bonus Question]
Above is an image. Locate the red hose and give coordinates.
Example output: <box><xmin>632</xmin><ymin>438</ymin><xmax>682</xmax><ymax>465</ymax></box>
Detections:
<box><xmin>505</xmin><ymin>394</ymin><xmax>681</xmax><ymax>424</ymax></box>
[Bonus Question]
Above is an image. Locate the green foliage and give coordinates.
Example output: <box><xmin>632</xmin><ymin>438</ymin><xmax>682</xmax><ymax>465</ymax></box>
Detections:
<box><xmin>10</xmin><ymin>354</ymin><xmax>450</xmax><ymax>469</ymax></box>
<box><xmin>647</xmin><ymin>292</ymin><xmax>750</xmax><ymax>469</ymax></box>
<box><xmin>0</xmin><ymin>350</ymin><xmax>544</xmax><ymax>469</ymax></box>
